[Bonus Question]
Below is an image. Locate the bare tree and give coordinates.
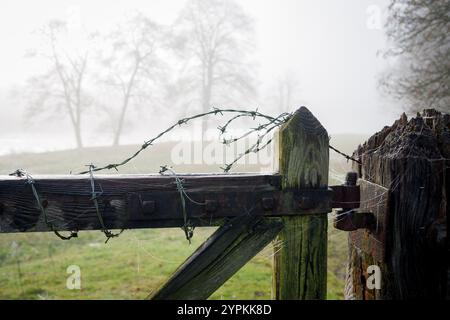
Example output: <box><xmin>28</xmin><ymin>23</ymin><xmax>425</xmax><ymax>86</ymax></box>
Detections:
<box><xmin>380</xmin><ymin>0</ymin><xmax>450</xmax><ymax>113</ymax></box>
<box><xmin>24</xmin><ymin>20</ymin><xmax>91</xmax><ymax>148</ymax></box>
<box><xmin>98</xmin><ymin>13</ymin><xmax>166</xmax><ymax>146</ymax></box>
<box><xmin>273</xmin><ymin>72</ymin><xmax>301</xmax><ymax>113</ymax></box>
<box><xmin>257</xmin><ymin>72</ymin><xmax>305</xmax><ymax>117</ymax></box>
<box><xmin>170</xmin><ymin>0</ymin><xmax>257</xmax><ymax>139</ymax></box>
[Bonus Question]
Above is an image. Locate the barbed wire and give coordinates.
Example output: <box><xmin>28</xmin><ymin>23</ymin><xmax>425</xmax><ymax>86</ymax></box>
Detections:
<box><xmin>329</xmin><ymin>145</ymin><xmax>362</xmax><ymax>164</ymax></box>
<box><xmin>9</xmin><ymin>169</ymin><xmax>78</xmax><ymax>241</ymax></box>
<box><xmin>78</xmin><ymin>108</ymin><xmax>292</xmax><ymax>175</ymax></box>
<box><xmin>159</xmin><ymin>165</ymin><xmax>200</xmax><ymax>243</ymax></box>
<box><xmin>87</xmin><ymin>164</ymin><xmax>124</xmax><ymax>243</ymax></box>
<box><xmin>220</xmin><ymin>113</ymin><xmax>288</xmax><ymax>172</ymax></box>
<box><xmin>7</xmin><ymin>107</ymin><xmax>362</xmax><ymax>243</ymax></box>
<box><xmin>75</xmin><ymin>107</ymin><xmax>359</xmax><ymax>175</ymax></box>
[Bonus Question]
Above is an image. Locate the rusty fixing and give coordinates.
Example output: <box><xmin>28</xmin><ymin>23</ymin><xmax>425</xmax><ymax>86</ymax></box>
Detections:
<box><xmin>262</xmin><ymin>197</ymin><xmax>274</xmax><ymax>210</ymax></box>
<box><xmin>124</xmin><ymin>187</ymin><xmax>333</xmax><ymax>224</ymax></box>
<box><xmin>142</xmin><ymin>200</ymin><xmax>156</xmax><ymax>215</ymax></box>
<box><xmin>426</xmin><ymin>219</ymin><xmax>447</xmax><ymax>248</ymax></box>
<box><xmin>330</xmin><ymin>172</ymin><xmax>360</xmax><ymax>209</ymax></box>
<box><xmin>334</xmin><ymin>209</ymin><xmax>375</xmax><ymax>232</ymax></box>
<box><xmin>205</xmin><ymin>200</ymin><xmax>218</xmax><ymax>213</ymax></box>
<box><xmin>333</xmin><ymin>172</ymin><xmax>374</xmax><ymax>231</ymax></box>
<box><xmin>41</xmin><ymin>199</ymin><xmax>49</xmax><ymax>209</ymax></box>
<box><xmin>127</xmin><ymin>193</ymin><xmax>158</xmax><ymax>220</ymax></box>
<box><xmin>333</xmin><ymin>171</ymin><xmax>371</xmax><ymax>231</ymax></box>
<box><xmin>345</xmin><ymin>172</ymin><xmax>357</xmax><ymax>186</ymax></box>
<box><xmin>298</xmin><ymin>196</ymin><xmax>315</xmax><ymax>210</ymax></box>
<box><xmin>343</xmin><ymin>179</ymin><xmax>390</xmax><ymax>262</ymax></box>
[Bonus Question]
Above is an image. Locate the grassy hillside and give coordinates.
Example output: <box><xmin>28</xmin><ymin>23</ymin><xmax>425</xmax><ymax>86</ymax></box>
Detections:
<box><xmin>0</xmin><ymin>134</ymin><xmax>368</xmax><ymax>300</ymax></box>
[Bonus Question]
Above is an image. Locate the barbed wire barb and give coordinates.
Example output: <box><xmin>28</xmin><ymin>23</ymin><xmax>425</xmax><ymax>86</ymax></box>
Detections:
<box><xmin>329</xmin><ymin>145</ymin><xmax>362</xmax><ymax>164</ymax></box>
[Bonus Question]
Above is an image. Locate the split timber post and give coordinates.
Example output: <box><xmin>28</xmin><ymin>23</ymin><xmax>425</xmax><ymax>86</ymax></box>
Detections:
<box><xmin>272</xmin><ymin>107</ymin><xmax>329</xmax><ymax>299</ymax></box>
<box><xmin>342</xmin><ymin>109</ymin><xmax>448</xmax><ymax>299</ymax></box>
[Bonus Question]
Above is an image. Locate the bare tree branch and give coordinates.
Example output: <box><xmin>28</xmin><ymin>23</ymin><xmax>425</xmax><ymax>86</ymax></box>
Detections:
<box><xmin>380</xmin><ymin>0</ymin><xmax>450</xmax><ymax>113</ymax></box>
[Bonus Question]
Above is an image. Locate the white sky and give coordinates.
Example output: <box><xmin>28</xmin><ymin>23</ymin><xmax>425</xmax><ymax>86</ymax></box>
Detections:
<box><xmin>0</xmin><ymin>0</ymin><xmax>401</xmax><ymax>153</ymax></box>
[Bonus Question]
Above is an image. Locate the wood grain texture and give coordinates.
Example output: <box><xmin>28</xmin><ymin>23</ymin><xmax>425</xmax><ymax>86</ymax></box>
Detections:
<box><xmin>272</xmin><ymin>106</ymin><xmax>329</xmax><ymax>300</ymax></box>
<box><xmin>348</xmin><ymin>180</ymin><xmax>389</xmax><ymax>262</ymax></box>
<box><xmin>0</xmin><ymin>174</ymin><xmax>274</xmax><ymax>233</ymax></box>
<box><xmin>347</xmin><ymin>109</ymin><xmax>448</xmax><ymax>299</ymax></box>
<box><xmin>149</xmin><ymin>215</ymin><xmax>283</xmax><ymax>300</ymax></box>
<box><xmin>0</xmin><ymin>173</ymin><xmax>334</xmax><ymax>233</ymax></box>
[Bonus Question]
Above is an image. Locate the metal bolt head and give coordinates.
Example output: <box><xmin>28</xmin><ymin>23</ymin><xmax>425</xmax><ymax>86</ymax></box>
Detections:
<box><xmin>345</xmin><ymin>172</ymin><xmax>358</xmax><ymax>186</ymax></box>
<box><xmin>298</xmin><ymin>196</ymin><xmax>314</xmax><ymax>210</ymax></box>
<box><xmin>142</xmin><ymin>200</ymin><xmax>156</xmax><ymax>214</ymax></box>
<box><xmin>205</xmin><ymin>200</ymin><xmax>218</xmax><ymax>213</ymax></box>
<box><xmin>262</xmin><ymin>197</ymin><xmax>274</xmax><ymax>210</ymax></box>
<box><xmin>426</xmin><ymin>221</ymin><xmax>447</xmax><ymax>248</ymax></box>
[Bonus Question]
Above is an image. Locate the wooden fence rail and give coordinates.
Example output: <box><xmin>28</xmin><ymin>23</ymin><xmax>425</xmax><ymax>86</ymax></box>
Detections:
<box><xmin>0</xmin><ymin>173</ymin><xmax>342</xmax><ymax>233</ymax></box>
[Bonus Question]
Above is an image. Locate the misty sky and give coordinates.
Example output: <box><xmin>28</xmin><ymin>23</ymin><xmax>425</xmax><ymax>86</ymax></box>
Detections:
<box><xmin>0</xmin><ymin>0</ymin><xmax>401</xmax><ymax>153</ymax></box>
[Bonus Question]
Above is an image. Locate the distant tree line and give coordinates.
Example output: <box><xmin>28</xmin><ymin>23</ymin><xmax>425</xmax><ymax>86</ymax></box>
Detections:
<box><xmin>22</xmin><ymin>0</ymin><xmax>298</xmax><ymax>148</ymax></box>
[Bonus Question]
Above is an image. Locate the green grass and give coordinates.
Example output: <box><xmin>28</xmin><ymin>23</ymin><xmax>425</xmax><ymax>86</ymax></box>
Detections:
<box><xmin>0</xmin><ymin>134</ymin><xmax>367</xmax><ymax>300</ymax></box>
<box><xmin>0</xmin><ymin>227</ymin><xmax>347</xmax><ymax>300</ymax></box>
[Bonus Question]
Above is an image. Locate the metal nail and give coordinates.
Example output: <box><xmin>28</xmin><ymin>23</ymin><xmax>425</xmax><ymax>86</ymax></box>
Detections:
<box><xmin>142</xmin><ymin>200</ymin><xmax>156</xmax><ymax>214</ymax></box>
<box><xmin>262</xmin><ymin>197</ymin><xmax>274</xmax><ymax>210</ymax></box>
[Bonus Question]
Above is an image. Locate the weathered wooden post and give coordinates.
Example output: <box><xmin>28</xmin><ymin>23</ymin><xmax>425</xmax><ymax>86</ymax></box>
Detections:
<box><xmin>345</xmin><ymin>109</ymin><xmax>448</xmax><ymax>299</ymax></box>
<box><xmin>272</xmin><ymin>107</ymin><xmax>329</xmax><ymax>299</ymax></box>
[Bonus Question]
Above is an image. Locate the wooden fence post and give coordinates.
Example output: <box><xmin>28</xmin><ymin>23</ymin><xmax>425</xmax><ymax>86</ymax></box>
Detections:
<box><xmin>272</xmin><ymin>107</ymin><xmax>329</xmax><ymax>300</ymax></box>
<box><xmin>346</xmin><ymin>109</ymin><xmax>448</xmax><ymax>299</ymax></box>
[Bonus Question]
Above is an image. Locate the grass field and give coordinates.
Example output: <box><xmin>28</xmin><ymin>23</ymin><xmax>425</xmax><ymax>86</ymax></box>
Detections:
<box><xmin>0</xmin><ymin>134</ymin><xmax>367</xmax><ymax>300</ymax></box>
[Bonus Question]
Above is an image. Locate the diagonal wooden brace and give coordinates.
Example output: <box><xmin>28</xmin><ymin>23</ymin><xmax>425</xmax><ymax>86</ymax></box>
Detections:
<box><xmin>149</xmin><ymin>215</ymin><xmax>283</xmax><ymax>300</ymax></box>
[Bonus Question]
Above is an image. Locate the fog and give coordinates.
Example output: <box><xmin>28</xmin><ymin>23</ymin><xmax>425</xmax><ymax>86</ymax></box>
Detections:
<box><xmin>0</xmin><ymin>0</ymin><xmax>401</xmax><ymax>155</ymax></box>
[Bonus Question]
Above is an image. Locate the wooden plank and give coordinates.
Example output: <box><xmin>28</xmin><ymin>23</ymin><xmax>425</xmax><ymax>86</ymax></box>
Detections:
<box><xmin>0</xmin><ymin>173</ymin><xmax>332</xmax><ymax>233</ymax></box>
<box><xmin>272</xmin><ymin>106</ymin><xmax>329</xmax><ymax>300</ymax></box>
<box><xmin>149</xmin><ymin>215</ymin><xmax>283</xmax><ymax>300</ymax></box>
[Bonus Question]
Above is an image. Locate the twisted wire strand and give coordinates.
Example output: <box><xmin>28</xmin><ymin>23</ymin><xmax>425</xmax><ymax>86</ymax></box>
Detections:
<box><xmin>78</xmin><ymin>108</ymin><xmax>292</xmax><ymax>175</ymax></box>
<box><xmin>87</xmin><ymin>164</ymin><xmax>124</xmax><ymax>243</ymax></box>
<box><xmin>329</xmin><ymin>145</ymin><xmax>361</xmax><ymax>164</ymax></box>
<box><xmin>159</xmin><ymin>165</ymin><xmax>202</xmax><ymax>243</ymax></box>
<box><xmin>9</xmin><ymin>169</ymin><xmax>78</xmax><ymax>240</ymax></box>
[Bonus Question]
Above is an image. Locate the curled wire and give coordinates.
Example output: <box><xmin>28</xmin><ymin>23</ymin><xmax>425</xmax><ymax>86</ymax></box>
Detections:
<box><xmin>87</xmin><ymin>164</ymin><xmax>124</xmax><ymax>243</ymax></box>
<box><xmin>159</xmin><ymin>165</ymin><xmax>200</xmax><ymax>243</ymax></box>
<box><xmin>9</xmin><ymin>169</ymin><xmax>78</xmax><ymax>240</ymax></box>
<box><xmin>78</xmin><ymin>108</ymin><xmax>293</xmax><ymax>175</ymax></box>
